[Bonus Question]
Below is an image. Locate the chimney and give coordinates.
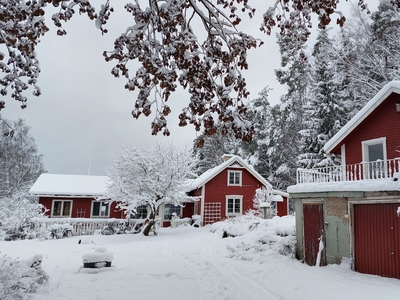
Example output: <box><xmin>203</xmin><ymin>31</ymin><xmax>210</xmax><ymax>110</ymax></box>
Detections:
<box><xmin>221</xmin><ymin>154</ymin><xmax>233</xmax><ymax>162</ymax></box>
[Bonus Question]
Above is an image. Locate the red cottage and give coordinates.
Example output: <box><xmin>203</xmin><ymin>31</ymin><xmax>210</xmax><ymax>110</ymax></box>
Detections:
<box><xmin>29</xmin><ymin>174</ymin><xmax>123</xmax><ymax>219</ymax></box>
<box><xmin>183</xmin><ymin>154</ymin><xmax>289</xmax><ymax>225</ymax></box>
<box><xmin>290</xmin><ymin>81</ymin><xmax>400</xmax><ymax>279</ymax></box>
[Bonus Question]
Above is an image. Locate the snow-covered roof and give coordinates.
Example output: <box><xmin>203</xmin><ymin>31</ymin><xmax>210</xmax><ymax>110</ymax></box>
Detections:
<box><xmin>288</xmin><ymin>178</ymin><xmax>400</xmax><ymax>194</ymax></box>
<box><xmin>29</xmin><ymin>173</ymin><xmax>111</xmax><ymax>197</ymax></box>
<box><xmin>186</xmin><ymin>155</ymin><xmax>288</xmax><ymax>197</ymax></box>
<box><xmin>324</xmin><ymin>81</ymin><xmax>400</xmax><ymax>153</ymax></box>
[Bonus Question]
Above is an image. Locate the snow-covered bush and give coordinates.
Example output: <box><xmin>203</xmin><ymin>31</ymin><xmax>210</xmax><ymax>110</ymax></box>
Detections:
<box><xmin>0</xmin><ymin>254</ymin><xmax>48</xmax><ymax>300</ymax></box>
<box><xmin>0</xmin><ymin>190</ymin><xmax>47</xmax><ymax>241</ymax></box>
<box><xmin>211</xmin><ymin>214</ymin><xmax>297</xmax><ymax>262</ymax></box>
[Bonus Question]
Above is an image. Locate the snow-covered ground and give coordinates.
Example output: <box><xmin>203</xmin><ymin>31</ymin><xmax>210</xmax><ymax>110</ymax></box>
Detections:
<box><xmin>1</xmin><ymin>216</ymin><xmax>399</xmax><ymax>300</ymax></box>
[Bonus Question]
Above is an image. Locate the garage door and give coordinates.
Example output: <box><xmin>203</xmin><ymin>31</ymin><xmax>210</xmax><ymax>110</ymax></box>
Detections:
<box><xmin>303</xmin><ymin>203</ymin><xmax>326</xmax><ymax>266</ymax></box>
<box><xmin>353</xmin><ymin>203</ymin><xmax>400</xmax><ymax>279</ymax></box>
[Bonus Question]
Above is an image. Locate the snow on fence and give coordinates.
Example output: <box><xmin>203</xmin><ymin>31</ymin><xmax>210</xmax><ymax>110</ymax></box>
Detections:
<box><xmin>170</xmin><ymin>217</ymin><xmax>191</xmax><ymax>228</ymax></box>
<box><xmin>30</xmin><ymin>218</ymin><xmax>144</xmax><ymax>236</ymax></box>
<box><xmin>297</xmin><ymin>158</ymin><xmax>400</xmax><ymax>184</ymax></box>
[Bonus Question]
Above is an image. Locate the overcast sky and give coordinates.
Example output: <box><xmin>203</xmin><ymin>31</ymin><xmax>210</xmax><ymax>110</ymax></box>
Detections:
<box><xmin>2</xmin><ymin>1</ymin><xmax>369</xmax><ymax>176</ymax></box>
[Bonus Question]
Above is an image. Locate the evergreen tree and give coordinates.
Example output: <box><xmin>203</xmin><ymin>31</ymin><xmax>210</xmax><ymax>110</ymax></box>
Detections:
<box><xmin>192</xmin><ymin>125</ymin><xmax>242</xmax><ymax>175</ymax></box>
<box><xmin>299</xmin><ymin>29</ymin><xmax>346</xmax><ymax>169</ymax></box>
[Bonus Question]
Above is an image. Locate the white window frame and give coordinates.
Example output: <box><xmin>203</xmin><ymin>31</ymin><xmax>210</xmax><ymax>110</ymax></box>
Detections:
<box><xmin>227</xmin><ymin>170</ymin><xmax>242</xmax><ymax>186</ymax></box>
<box><xmin>226</xmin><ymin>195</ymin><xmax>243</xmax><ymax>216</ymax></box>
<box><xmin>361</xmin><ymin>137</ymin><xmax>387</xmax><ymax>179</ymax></box>
<box><xmin>91</xmin><ymin>201</ymin><xmax>110</xmax><ymax>218</ymax></box>
<box><xmin>51</xmin><ymin>199</ymin><xmax>72</xmax><ymax>217</ymax></box>
<box><xmin>361</xmin><ymin>137</ymin><xmax>387</xmax><ymax>163</ymax></box>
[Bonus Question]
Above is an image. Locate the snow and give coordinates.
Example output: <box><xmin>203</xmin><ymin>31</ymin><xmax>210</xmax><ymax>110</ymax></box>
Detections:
<box><xmin>82</xmin><ymin>247</ymin><xmax>114</xmax><ymax>263</ymax></box>
<box><xmin>1</xmin><ymin>216</ymin><xmax>399</xmax><ymax>300</ymax></box>
<box><xmin>29</xmin><ymin>174</ymin><xmax>111</xmax><ymax>196</ymax></box>
<box><xmin>288</xmin><ymin>178</ymin><xmax>400</xmax><ymax>194</ymax></box>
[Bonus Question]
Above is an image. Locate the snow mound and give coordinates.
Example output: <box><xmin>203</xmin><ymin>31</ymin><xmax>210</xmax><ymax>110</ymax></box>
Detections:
<box><xmin>210</xmin><ymin>215</ymin><xmax>296</xmax><ymax>262</ymax></box>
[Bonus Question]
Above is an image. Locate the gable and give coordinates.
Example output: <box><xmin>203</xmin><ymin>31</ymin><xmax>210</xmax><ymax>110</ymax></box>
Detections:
<box><xmin>324</xmin><ymin>81</ymin><xmax>400</xmax><ymax>154</ymax></box>
<box><xmin>187</xmin><ymin>155</ymin><xmax>271</xmax><ymax>191</ymax></box>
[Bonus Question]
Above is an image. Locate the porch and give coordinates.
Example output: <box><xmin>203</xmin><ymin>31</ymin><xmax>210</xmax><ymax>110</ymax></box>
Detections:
<box><xmin>296</xmin><ymin>158</ymin><xmax>400</xmax><ymax>184</ymax></box>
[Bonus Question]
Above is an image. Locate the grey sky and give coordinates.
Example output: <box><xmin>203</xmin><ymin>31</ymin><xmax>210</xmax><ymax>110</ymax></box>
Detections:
<box><xmin>2</xmin><ymin>2</ymin><xmax>290</xmax><ymax>176</ymax></box>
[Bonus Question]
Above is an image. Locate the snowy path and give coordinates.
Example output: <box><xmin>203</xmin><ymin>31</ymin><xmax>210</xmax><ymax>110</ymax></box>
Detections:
<box><xmin>1</xmin><ymin>226</ymin><xmax>399</xmax><ymax>300</ymax></box>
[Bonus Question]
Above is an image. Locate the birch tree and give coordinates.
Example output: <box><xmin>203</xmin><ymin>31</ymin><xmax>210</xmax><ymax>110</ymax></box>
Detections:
<box><xmin>0</xmin><ymin>118</ymin><xmax>45</xmax><ymax>198</ymax></box>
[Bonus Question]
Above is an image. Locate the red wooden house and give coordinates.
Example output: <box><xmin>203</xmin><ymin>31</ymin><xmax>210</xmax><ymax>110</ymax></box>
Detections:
<box><xmin>289</xmin><ymin>81</ymin><xmax>400</xmax><ymax>279</ymax></box>
<box><xmin>29</xmin><ymin>174</ymin><xmax>192</xmax><ymax>227</ymax></box>
<box><xmin>182</xmin><ymin>154</ymin><xmax>289</xmax><ymax>225</ymax></box>
<box><xmin>29</xmin><ymin>174</ymin><xmax>124</xmax><ymax>219</ymax></box>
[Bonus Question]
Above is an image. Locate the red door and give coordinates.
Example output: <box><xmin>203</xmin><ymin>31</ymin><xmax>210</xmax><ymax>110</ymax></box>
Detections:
<box><xmin>353</xmin><ymin>203</ymin><xmax>400</xmax><ymax>279</ymax></box>
<box><xmin>303</xmin><ymin>203</ymin><xmax>326</xmax><ymax>266</ymax></box>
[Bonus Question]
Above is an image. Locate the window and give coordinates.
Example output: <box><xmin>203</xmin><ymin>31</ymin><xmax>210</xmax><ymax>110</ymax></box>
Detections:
<box><xmin>362</xmin><ymin>138</ymin><xmax>387</xmax><ymax>179</ymax></box>
<box><xmin>164</xmin><ymin>204</ymin><xmax>181</xmax><ymax>220</ymax></box>
<box><xmin>52</xmin><ymin>200</ymin><xmax>72</xmax><ymax>217</ymax></box>
<box><xmin>131</xmin><ymin>205</ymin><xmax>148</xmax><ymax>219</ymax></box>
<box><xmin>228</xmin><ymin>171</ymin><xmax>242</xmax><ymax>186</ymax></box>
<box><xmin>91</xmin><ymin>201</ymin><xmax>109</xmax><ymax>217</ymax></box>
<box><xmin>226</xmin><ymin>196</ymin><xmax>243</xmax><ymax>216</ymax></box>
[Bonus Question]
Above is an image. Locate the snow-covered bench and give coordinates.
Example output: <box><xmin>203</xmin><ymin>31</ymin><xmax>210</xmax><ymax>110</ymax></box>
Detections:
<box><xmin>82</xmin><ymin>247</ymin><xmax>113</xmax><ymax>268</ymax></box>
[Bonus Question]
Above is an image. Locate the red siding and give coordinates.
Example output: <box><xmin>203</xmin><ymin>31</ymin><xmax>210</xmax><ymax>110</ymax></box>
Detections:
<box><xmin>203</xmin><ymin>168</ymin><xmax>263</xmax><ymax>223</ymax></box>
<box><xmin>181</xmin><ymin>203</ymin><xmax>194</xmax><ymax>218</ymax></box>
<box><xmin>39</xmin><ymin>197</ymin><xmax>123</xmax><ymax>219</ymax></box>
<box><xmin>353</xmin><ymin>203</ymin><xmax>400</xmax><ymax>279</ymax></box>
<box><xmin>334</xmin><ymin>93</ymin><xmax>400</xmax><ymax>163</ymax></box>
<box><xmin>276</xmin><ymin>197</ymin><xmax>288</xmax><ymax>217</ymax></box>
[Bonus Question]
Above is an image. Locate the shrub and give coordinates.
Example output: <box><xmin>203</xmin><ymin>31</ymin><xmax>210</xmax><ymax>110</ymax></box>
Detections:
<box><xmin>0</xmin><ymin>254</ymin><xmax>48</xmax><ymax>300</ymax></box>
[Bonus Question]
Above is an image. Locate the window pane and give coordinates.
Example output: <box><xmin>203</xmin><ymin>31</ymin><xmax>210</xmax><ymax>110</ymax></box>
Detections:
<box><xmin>101</xmin><ymin>203</ymin><xmax>109</xmax><ymax>216</ymax></box>
<box><xmin>62</xmin><ymin>201</ymin><xmax>71</xmax><ymax>216</ymax></box>
<box><xmin>132</xmin><ymin>205</ymin><xmax>148</xmax><ymax>219</ymax></box>
<box><xmin>93</xmin><ymin>202</ymin><xmax>100</xmax><ymax>216</ymax></box>
<box><xmin>53</xmin><ymin>201</ymin><xmax>61</xmax><ymax>216</ymax></box>
<box><xmin>229</xmin><ymin>172</ymin><xmax>235</xmax><ymax>184</ymax></box>
<box><xmin>368</xmin><ymin>144</ymin><xmax>384</xmax><ymax>161</ymax></box>
<box><xmin>234</xmin><ymin>173</ymin><xmax>240</xmax><ymax>184</ymax></box>
<box><xmin>164</xmin><ymin>204</ymin><xmax>181</xmax><ymax>219</ymax></box>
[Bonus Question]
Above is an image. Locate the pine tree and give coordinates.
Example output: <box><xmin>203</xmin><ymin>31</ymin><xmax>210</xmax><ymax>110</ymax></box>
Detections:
<box><xmin>299</xmin><ymin>29</ymin><xmax>346</xmax><ymax>169</ymax></box>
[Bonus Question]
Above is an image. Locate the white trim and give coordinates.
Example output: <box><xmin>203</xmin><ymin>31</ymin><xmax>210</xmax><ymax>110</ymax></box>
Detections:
<box><xmin>200</xmin><ymin>186</ymin><xmax>205</xmax><ymax>226</ymax></box>
<box><xmin>324</xmin><ymin>81</ymin><xmax>400</xmax><ymax>153</ymax></box>
<box><xmin>227</xmin><ymin>170</ymin><xmax>242</xmax><ymax>186</ymax></box>
<box><xmin>341</xmin><ymin>144</ymin><xmax>346</xmax><ymax>180</ymax></box>
<box><xmin>90</xmin><ymin>200</ymin><xmax>110</xmax><ymax>218</ymax></box>
<box><xmin>225</xmin><ymin>195</ymin><xmax>243</xmax><ymax>216</ymax></box>
<box><xmin>51</xmin><ymin>199</ymin><xmax>72</xmax><ymax>218</ymax></box>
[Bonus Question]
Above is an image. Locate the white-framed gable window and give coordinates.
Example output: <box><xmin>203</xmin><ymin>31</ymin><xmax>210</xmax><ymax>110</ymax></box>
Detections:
<box><xmin>91</xmin><ymin>201</ymin><xmax>110</xmax><ymax>218</ymax></box>
<box><xmin>226</xmin><ymin>195</ymin><xmax>243</xmax><ymax>216</ymax></box>
<box><xmin>228</xmin><ymin>170</ymin><xmax>242</xmax><ymax>186</ymax></box>
<box><xmin>361</xmin><ymin>137</ymin><xmax>387</xmax><ymax>179</ymax></box>
<box><xmin>52</xmin><ymin>200</ymin><xmax>72</xmax><ymax>217</ymax></box>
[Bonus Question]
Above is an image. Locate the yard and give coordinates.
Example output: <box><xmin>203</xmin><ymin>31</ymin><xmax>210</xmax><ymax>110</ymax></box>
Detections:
<box><xmin>1</xmin><ymin>216</ymin><xmax>399</xmax><ymax>300</ymax></box>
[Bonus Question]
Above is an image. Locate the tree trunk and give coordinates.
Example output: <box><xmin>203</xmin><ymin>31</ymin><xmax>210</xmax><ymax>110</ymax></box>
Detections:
<box><xmin>142</xmin><ymin>203</ymin><xmax>157</xmax><ymax>236</ymax></box>
<box><xmin>142</xmin><ymin>220</ymin><xmax>155</xmax><ymax>236</ymax></box>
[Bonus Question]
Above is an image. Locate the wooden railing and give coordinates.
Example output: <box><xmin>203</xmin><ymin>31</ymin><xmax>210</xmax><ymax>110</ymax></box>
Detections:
<box><xmin>296</xmin><ymin>158</ymin><xmax>400</xmax><ymax>184</ymax></box>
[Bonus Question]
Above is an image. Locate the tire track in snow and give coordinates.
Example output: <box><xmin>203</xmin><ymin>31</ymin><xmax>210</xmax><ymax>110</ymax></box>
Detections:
<box><xmin>204</xmin><ymin>242</ymin><xmax>282</xmax><ymax>300</ymax></box>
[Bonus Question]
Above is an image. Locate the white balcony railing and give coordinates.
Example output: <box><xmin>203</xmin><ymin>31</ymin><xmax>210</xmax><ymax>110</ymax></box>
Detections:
<box><xmin>296</xmin><ymin>158</ymin><xmax>400</xmax><ymax>184</ymax></box>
